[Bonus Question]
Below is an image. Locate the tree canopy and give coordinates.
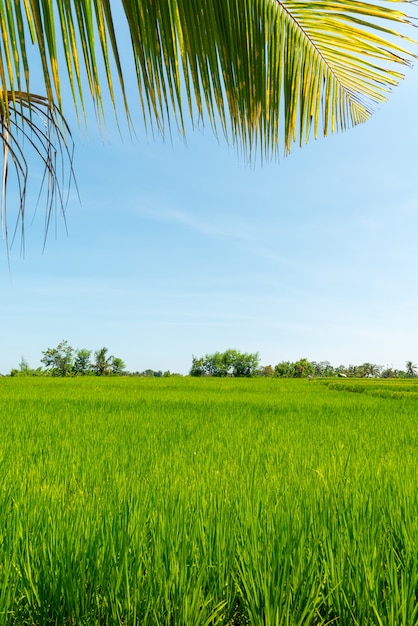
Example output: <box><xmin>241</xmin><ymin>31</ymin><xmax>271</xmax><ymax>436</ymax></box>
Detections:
<box><xmin>37</xmin><ymin>341</ymin><xmax>125</xmax><ymax>377</ymax></box>
<box><xmin>0</xmin><ymin>1</ymin><xmax>416</xmax><ymax>242</ymax></box>
<box><xmin>190</xmin><ymin>349</ymin><xmax>260</xmax><ymax>377</ymax></box>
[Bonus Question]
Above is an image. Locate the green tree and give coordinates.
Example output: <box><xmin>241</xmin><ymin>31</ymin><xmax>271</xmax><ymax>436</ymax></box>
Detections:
<box><xmin>405</xmin><ymin>361</ymin><xmax>417</xmax><ymax>377</ymax></box>
<box><xmin>259</xmin><ymin>365</ymin><xmax>274</xmax><ymax>378</ymax></box>
<box><xmin>111</xmin><ymin>357</ymin><xmax>126</xmax><ymax>376</ymax></box>
<box><xmin>190</xmin><ymin>357</ymin><xmax>206</xmax><ymax>377</ymax></box>
<box><xmin>232</xmin><ymin>350</ymin><xmax>260</xmax><ymax>378</ymax></box>
<box><xmin>204</xmin><ymin>351</ymin><xmax>231</xmax><ymax>377</ymax></box>
<box><xmin>41</xmin><ymin>340</ymin><xmax>74</xmax><ymax>377</ymax></box>
<box><xmin>73</xmin><ymin>349</ymin><xmax>92</xmax><ymax>376</ymax></box>
<box><xmin>346</xmin><ymin>364</ymin><xmax>362</xmax><ymax>378</ymax></box>
<box><xmin>1</xmin><ymin>2</ymin><xmax>415</xmax><ymax>241</ymax></box>
<box><xmin>335</xmin><ymin>365</ymin><xmax>348</xmax><ymax>377</ymax></box>
<box><xmin>93</xmin><ymin>348</ymin><xmax>125</xmax><ymax>376</ymax></box>
<box><xmin>311</xmin><ymin>361</ymin><xmax>335</xmax><ymax>377</ymax></box>
<box><xmin>93</xmin><ymin>348</ymin><xmax>112</xmax><ymax>376</ymax></box>
<box><xmin>294</xmin><ymin>358</ymin><xmax>314</xmax><ymax>378</ymax></box>
<box><xmin>141</xmin><ymin>369</ymin><xmax>162</xmax><ymax>378</ymax></box>
<box><xmin>274</xmin><ymin>361</ymin><xmax>296</xmax><ymax>378</ymax></box>
<box><xmin>190</xmin><ymin>349</ymin><xmax>259</xmax><ymax>377</ymax></box>
<box><xmin>361</xmin><ymin>362</ymin><xmax>382</xmax><ymax>378</ymax></box>
<box><xmin>381</xmin><ymin>367</ymin><xmax>398</xmax><ymax>378</ymax></box>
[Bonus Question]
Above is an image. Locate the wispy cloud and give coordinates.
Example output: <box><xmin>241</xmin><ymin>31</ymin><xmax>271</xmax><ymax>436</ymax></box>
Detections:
<box><xmin>133</xmin><ymin>199</ymin><xmax>255</xmax><ymax>241</ymax></box>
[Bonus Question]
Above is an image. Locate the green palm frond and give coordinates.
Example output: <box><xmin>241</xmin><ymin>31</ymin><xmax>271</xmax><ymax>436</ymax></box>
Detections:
<box><xmin>0</xmin><ymin>0</ymin><xmax>416</xmax><ymax>242</ymax></box>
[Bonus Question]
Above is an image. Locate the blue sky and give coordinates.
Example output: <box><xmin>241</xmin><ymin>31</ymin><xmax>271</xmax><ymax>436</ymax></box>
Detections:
<box><xmin>1</xmin><ymin>22</ymin><xmax>418</xmax><ymax>375</ymax></box>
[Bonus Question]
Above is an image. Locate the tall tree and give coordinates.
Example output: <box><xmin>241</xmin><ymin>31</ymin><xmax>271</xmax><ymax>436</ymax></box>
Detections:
<box><xmin>93</xmin><ymin>347</ymin><xmax>113</xmax><ymax>376</ymax></box>
<box><xmin>41</xmin><ymin>340</ymin><xmax>74</xmax><ymax>377</ymax></box>
<box><xmin>0</xmin><ymin>1</ymin><xmax>416</xmax><ymax>242</ymax></box>
<box><xmin>361</xmin><ymin>362</ymin><xmax>382</xmax><ymax>377</ymax></box>
<box><xmin>73</xmin><ymin>349</ymin><xmax>92</xmax><ymax>376</ymax></box>
<box><xmin>111</xmin><ymin>357</ymin><xmax>126</xmax><ymax>376</ymax></box>
<box><xmin>405</xmin><ymin>360</ymin><xmax>417</xmax><ymax>377</ymax></box>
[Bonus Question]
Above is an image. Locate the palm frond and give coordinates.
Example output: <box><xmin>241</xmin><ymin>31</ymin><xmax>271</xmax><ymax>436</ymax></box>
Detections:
<box><xmin>3</xmin><ymin>0</ymin><xmax>417</xmax><ymax>145</ymax></box>
<box><xmin>0</xmin><ymin>0</ymin><xmax>416</xmax><ymax>243</ymax></box>
<box><xmin>0</xmin><ymin>92</ymin><xmax>76</xmax><ymax>253</ymax></box>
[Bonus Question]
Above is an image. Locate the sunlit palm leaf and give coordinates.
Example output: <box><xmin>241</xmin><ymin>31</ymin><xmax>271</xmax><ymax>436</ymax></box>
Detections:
<box><xmin>0</xmin><ymin>0</ymin><xmax>416</xmax><ymax>243</ymax></box>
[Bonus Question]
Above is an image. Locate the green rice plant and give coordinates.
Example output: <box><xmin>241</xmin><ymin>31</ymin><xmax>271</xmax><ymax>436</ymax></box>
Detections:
<box><xmin>0</xmin><ymin>377</ymin><xmax>417</xmax><ymax>624</ymax></box>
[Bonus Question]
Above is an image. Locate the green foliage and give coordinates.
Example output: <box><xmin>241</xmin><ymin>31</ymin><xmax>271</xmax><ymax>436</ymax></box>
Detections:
<box><xmin>1</xmin><ymin>1</ymin><xmax>416</xmax><ymax>241</ymax></box>
<box><xmin>311</xmin><ymin>360</ymin><xmax>335</xmax><ymax>377</ymax></box>
<box><xmin>274</xmin><ymin>360</ymin><xmax>296</xmax><ymax>378</ymax></box>
<box><xmin>36</xmin><ymin>341</ymin><xmax>125</xmax><ymax>377</ymax></box>
<box><xmin>259</xmin><ymin>364</ymin><xmax>274</xmax><ymax>377</ymax></box>
<box><xmin>93</xmin><ymin>347</ymin><xmax>126</xmax><ymax>376</ymax></box>
<box><xmin>73</xmin><ymin>349</ymin><xmax>92</xmax><ymax>376</ymax></box>
<box><xmin>190</xmin><ymin>349</ymin><xmax>259</xmax><ymax>377</ymax></box>
<box><xmin>3</xmin><ymin>1</ymin><xmax>416</xmax><ymax>150</ymax></box>
<box><xmin>190</xmin><ymin>356</ymin><xmax>206</xmax><ymax>377</ymax></box>
<box><xmin>141</xmin><ymin>368</ymin><xmax>163</xmax><ymax>377</ymax></box>
<box><xmin>111</xmin><ymin>356</ymin><xmax>126</xmax><ymax>376</ymax></box>
<box><xmin>294</xmin><ymin>357</ymin><xmax>315</xmax><ymax>378</ymax></box>
<box><xmin>270</xmin><ymin>358</ymin><xmax>408</xmax><ymax>379</ymax></box>
<box><xmin>10</xmin><ymin>357</ymin><xmax>43</xmax><ymax>377</ymax></box>
<box><xmin>273</xmin><ymin>357</ymin><xmax>315</xmax><ymax>378</ymax></box>
<box><xmin>40</xmin><ymin>340</ymin><xmax>74</xmax><ymax>377</ymax></box>
<box><xmin>405</xmin><ymin>360</ymin><xmax>417</xmax><ymax>377</ymax></box>
<box><xmin>93</xmin><ymin>347</ymin><xmax>112</xmax><ymax>376</ymax></box>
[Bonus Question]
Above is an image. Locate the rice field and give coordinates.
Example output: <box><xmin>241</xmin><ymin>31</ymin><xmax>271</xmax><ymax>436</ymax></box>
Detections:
<box><xmin>0</xmin><ymin>376</ymin><xmax>417</xmax><ymax>625</ymax></box>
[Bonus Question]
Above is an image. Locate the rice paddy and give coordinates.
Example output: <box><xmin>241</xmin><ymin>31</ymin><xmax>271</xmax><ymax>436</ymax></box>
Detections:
<box><xmin>0</xmin><ymin>376</ymin><xmax>417</xmax><ymax>625</ymax></box>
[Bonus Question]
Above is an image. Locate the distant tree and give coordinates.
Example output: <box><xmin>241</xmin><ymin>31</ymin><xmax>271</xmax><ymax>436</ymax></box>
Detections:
<box><xmin>134</xmin><ymin>370</ymin><xmax>181</xmax><ymax>377</ymax></box>
<box><xmin>205</xmin><ymin>351</ymin><xmax>231</xmax><ymax>377</ymax></box>
<box><xmin>10</xmin><ymin>356</ymin><xmax>42</xmax><ymax>377</ymax></box>
<box><xmin>381</xmin><ymin>367</ymin><xmax>397</xmax><ymax>379</ymax></box>
<box><xmin>111</xmin><ymin>357</ymin><xmax>126</xmax><ymax>375</ymax></box>
<box><xmin>93</xmin><ymin>348</ymin><xmax>113</xmax><ymax>376</ymax></box>
<box><xmin>311</xmin><ymin>361</ymin><xmax>335</xmax><ymax>377</ymax></box>
<box><xmin>335</xmin><ymin>365</ymin><xmax>348</xmax><ymax>377</ymax></box>
<box><xmin>93</xmin><ymin>348</ymin><xmax>126</xmax><ymax>376</ymax></box>
<box><xmin>231</xmin><ymin>350</ymin><xmax>260</xmax><ymax>377</ymax></box>
<box><xmin>273</xmin><ymin>358</ymin><xmax>314</xmax><ymax>378</ymax></box>
<box><xmin>41</xmin><ymin>340</ymin><xmax>74</xmax><ymax>376</ymax></box>
<box><xmin>190</xmin><ymin>349</ymin><xmax>259</xmax><ymax>378</ymax></box>
<box><xmin>346</xmin><ymin>364</ymin><xmax>362</xmax><ymax>378</ymax></box>
<box><xmin>73</xmin><ymin>349</ymin><xmax>92</xmax><ymax>375</ymax></box>
<box><xmin>140</xmin><ymin>369</ymin><xmax>162</xmax><ymax>377</ymax></box>
<box><xmin>294</xmin><ymin>358</ymin><xmax>314</xmax><ymax>378</ymax></box>
<box><xmin>190</xmin><ymin>357</ymin><xmax>206</xmax><ymax>377</ymax></box>
<box><xmin>360</xmin><ymin>363</ymin><xmax>382</xmax><ymax>378</ymax></box>
<box><xmin>274</xmin><ymin>361</ymin><xmax>296</xmax><ymax>378</ymax></box>
<box><xmin>259</xmin><ymin>365</ymin><xmax>274</xmax><ymax>378</ymax></box>
<box><xmin>18</xmin><ymin>356</ymin><xmax>30</xmax><ymax>375</ymax></box>
<box><xmin>405</xmin><ymin>361</ymin><xmax>417</xmax><ymax>378</ymax></box>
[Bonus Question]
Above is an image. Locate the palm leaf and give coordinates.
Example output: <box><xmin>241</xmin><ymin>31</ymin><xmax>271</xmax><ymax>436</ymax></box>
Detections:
<box><xmin>0</xmin><ymin>0</ymin><xmax>416</xmax><ymax>242</ymax></box>
<box><xmin>0</xmin><ymin>92</ymin><xmax>76</xmax><ymax>254</ymax></box>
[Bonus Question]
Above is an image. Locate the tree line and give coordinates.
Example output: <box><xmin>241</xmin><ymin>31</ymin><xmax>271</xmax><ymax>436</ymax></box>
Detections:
<box><xmin>9</xmin><ymin>341</ymin><xmax>182</xmax><ymax>378</ymax></box>
<box><xmin>11</xmin><ymin>341</ymin><xmax>125</xmax><ymax>377</ymax></box>
<box><xmin>8</xmin><ymin>345</ymin><xmax>418</xmax><ymax>379</ymax></box>
<box><xmin>190</xmin><ymin>350</ymin><xmax>418</xmax><ymax>379</ymax></box>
